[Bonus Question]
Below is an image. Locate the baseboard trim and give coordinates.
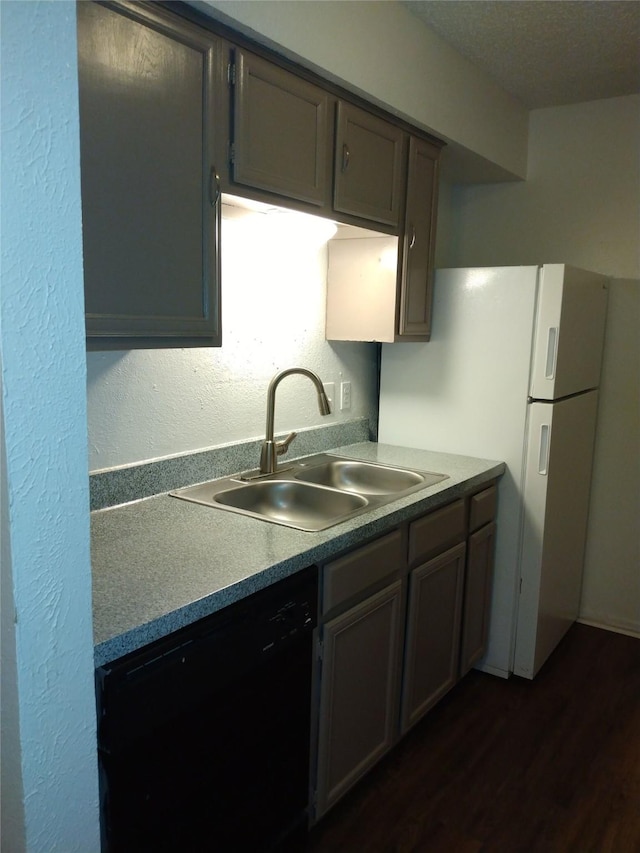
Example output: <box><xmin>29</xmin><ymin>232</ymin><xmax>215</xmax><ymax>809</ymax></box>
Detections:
<box><xmin>577</xmin><ymin>617</ymin><xmax>640</xmax><ymax>640</ymax></box>
<box><xmin>475</xmin><ymin>662</ymin><xmax>511</xmax><ymax>679</ymax></box>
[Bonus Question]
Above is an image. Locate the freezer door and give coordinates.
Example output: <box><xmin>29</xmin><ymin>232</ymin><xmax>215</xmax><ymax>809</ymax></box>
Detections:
<box><xmin>529</xmin><ymin>265</ymin><xmax>608</xmax><ymax>400</ymax></box>
<box><xmin>514</xmin><ymin>391</ymin><xmax>599</xmax><ymax>678</ymax></box>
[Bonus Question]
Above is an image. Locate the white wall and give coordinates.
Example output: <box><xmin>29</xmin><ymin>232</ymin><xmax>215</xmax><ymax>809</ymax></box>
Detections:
<box><xmin>87</xmin><ymin>206</ymin><xmax>379</xmax><ymax>471</ymax></box>
<box><xmin>581</xmin><ymin>279</ymin><xmax>639</xmax><ymax>635</ymax></box>
<box><xmin>0</xmin><ymin>2</ymin><xmax>100</xmax><ymax>851</ymax></box>
<box><xmin>449</xmin><ymin>95</ymin><xmax>640</xmax><ymax>636</ymax></box>
<box><xmin>449</xmin><ymin>95</ymin><xmax>639</xmax><ymax>277</ymax></box>
<box><xmin>195</xmin><ymin>0</ymin><xmax>529</xmax><ymax>181</ymax></box>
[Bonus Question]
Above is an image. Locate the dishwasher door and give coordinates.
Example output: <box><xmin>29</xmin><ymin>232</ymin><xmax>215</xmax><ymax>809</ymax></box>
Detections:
<box><xmin>96</xmin><ymin>566</ymin><xmax>318</xmax><ymax>853</ymax></box>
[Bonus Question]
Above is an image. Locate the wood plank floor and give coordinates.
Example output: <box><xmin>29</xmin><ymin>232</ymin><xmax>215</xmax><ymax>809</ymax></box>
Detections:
<box><xmin>305</xmin><ymin>624</ymin><xmax>640</xmax><ymax>853</ymax></box>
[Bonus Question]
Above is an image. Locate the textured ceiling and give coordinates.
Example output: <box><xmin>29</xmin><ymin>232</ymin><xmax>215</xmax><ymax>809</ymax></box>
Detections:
<box><xmin>403</xmin><ymin>1</ymin><xmax>640</xmax><ymax>108</ymax></box>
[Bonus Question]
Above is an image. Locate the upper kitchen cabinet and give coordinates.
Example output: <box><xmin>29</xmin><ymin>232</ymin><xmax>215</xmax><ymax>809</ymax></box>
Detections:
<box><xmin>229</xmin><ymin>49</ymin><xmax>334</xmax><ymax>210</ymax></box>
<box><xmin>326</xmin><ymin>132</ymin><xmax>442</xmax><ymax>343</ymax></box>
<box><xmin>77</xmin><ymin>1</ymin><xmax>225</xmax><ymax>349</ymax></box>
<box><xmin>333</xmin><ymin>102</ymin><xmax>406</xmax><ymax>230</ymax></box>
<box><xmin>398</xmin><ymin>136</ymin><xmax>440</xmax><ymax>338</ymax></box>
<box><xmin>226</xmin><ymin>63</ymin><xmax>409</xmax><ymax>230</ymax></box>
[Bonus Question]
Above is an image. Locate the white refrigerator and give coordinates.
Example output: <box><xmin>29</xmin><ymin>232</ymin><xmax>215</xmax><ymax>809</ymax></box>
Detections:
<box><xmin>378</xmin><ymin>264</ymin><xmax>608</xmax><ymax>679</ymax></box>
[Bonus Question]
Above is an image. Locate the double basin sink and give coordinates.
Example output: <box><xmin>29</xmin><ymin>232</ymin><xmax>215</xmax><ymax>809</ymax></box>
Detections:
<box><xmin>171</xmin><ymin>453</ymin><xmax>447</xmax><ymax>532</ymax></box>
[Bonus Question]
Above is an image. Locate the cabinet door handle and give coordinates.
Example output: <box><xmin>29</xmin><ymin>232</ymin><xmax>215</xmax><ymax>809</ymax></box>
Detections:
<box><xmin>209</xmin><ymin>166</ymin><xmax>221</xmax><ymax>208</ymax></box>
<box><xmin>342</xmin><ymin>144</ymin><xmax>350</xmax><ymax>172</ymax></box>
<box><xmin>210</xmin><ymin>166</ymin><xmax>222</xmax><ymax>322</ymax></box>
<box><xmin>408</xmin><ymin>225</ymin><xmax>416</xmax><ymax>249</ymax></box>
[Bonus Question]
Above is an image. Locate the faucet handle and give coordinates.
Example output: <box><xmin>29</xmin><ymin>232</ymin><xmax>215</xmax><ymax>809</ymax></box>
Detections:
<box><xmin>276</xmin><ymin>431</ymin><xmax>298</xmax><ymax>456</ymax></box>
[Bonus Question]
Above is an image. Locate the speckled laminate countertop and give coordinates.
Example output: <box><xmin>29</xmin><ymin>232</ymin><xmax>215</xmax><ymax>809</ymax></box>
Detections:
<box><xmin>92</xmin><ymin>442</ymin><xmax>504</xmax><ymax>667</ymax></box>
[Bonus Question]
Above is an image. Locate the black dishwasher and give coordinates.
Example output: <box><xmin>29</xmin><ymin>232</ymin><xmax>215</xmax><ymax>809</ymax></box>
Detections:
<box><xmin>96</xmin><ymin>566</ymin><xmax>318</xmax><ymax>853</ymax></box>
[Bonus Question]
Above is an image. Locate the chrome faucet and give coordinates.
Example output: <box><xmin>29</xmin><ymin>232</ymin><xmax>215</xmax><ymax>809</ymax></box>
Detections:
<box><xmin>259</xmin><ymin>368</ymin><xmax>331</xmax><ymax>475</ymax></box>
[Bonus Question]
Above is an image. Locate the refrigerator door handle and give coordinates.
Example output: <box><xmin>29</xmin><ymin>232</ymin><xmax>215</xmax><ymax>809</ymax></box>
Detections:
<box><xmin>538</xmin><ymin>423</ymin><xmax>551</xmax><ymax>475</ymax></box>
<box><xmin>545</xmin><ymin>327</ymin><xmax>559</xmax><ymax>380</ymax></box>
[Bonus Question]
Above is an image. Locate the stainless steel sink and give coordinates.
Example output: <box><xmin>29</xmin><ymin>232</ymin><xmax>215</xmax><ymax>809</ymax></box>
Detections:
<box><xmin>212</xmin><ymin>480</ymin><xmax>367</xmax><ymax>532</ymax></box>
<box><xmin>294</xmin><ymin>458</ymin><xmax>446</xmax><ymax>495</ymax></box>
<box><xmin>171</xmin><ymin>453</ymin><xmax>448</xmax><ymax>532</ymax></box>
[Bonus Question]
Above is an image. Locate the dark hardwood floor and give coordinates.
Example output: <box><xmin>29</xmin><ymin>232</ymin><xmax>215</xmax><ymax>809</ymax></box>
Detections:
<box><xmin>305</xmin><ymin>624</ymin><xmax>640</xmax><ymax>853</ymax></box>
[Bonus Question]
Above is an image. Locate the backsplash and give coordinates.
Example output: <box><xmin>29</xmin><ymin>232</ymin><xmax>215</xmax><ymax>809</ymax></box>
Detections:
<box><xmin>90</xmin><ymin>418</ymin><xmax>370</xmax><ymax>510</ymax></box>
<box><xmin>86</xmin><ymin>203</ymin><xmax>379</xmax><ymax>471</ymax></box>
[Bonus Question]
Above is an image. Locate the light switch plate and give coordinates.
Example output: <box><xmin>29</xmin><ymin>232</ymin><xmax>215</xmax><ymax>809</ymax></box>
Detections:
<box><xmin>323</xmin><ymin>382</ymin><xmax>335</xmax><ymax>410</ymax></box>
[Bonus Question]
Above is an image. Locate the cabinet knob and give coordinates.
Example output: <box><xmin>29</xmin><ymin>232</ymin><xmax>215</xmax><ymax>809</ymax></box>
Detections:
<box><xmin>408</xmin><ymin>225</ymin><xmax>416</xmax><ymax>249</ymax></box>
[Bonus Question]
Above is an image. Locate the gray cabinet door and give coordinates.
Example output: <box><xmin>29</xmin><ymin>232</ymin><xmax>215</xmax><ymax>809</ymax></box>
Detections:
<box><xmin>333</xmin><ymin>101</ymin><xmax>406</xmax><ymax>228</ymax></box>
<box><xmin>460</xmin><ymin>522</ymin><xmax>496</xmax><ymax>676</ymax></box>
<box><xmin>398</xmin><ymin>136</ymin><xmax>440</xmax><ymax>339</ymax></box>
<box><xmin>316</xmin><ymin>581</ymin><xmax>402</xmax><ymax>818</ymax></box>
<box><xmin>231</xmin><ymin>50</ymin><xmax>332</xmax><ymax>208</ymax></box>
<box><xmin>78</xmin><ymin>1</ymin><xmax>223</xmax><ymax>349</ymax></box>
<box><xmin>401</xmin><ymin>542</ymin><xmax>465</xmax><ymax>733</ymax></box>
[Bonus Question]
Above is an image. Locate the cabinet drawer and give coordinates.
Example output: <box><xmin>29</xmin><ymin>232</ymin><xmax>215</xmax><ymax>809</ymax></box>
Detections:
<box><xmin>408</xmin><ymin>500</ymin><xmax>465</xmax><ymax>567</ymax></box>
<box><xmin>323</xmin><ymin>529</ymin><xmax>403</xmax><ymax>613</ymax></box>
<box><xmin>469</xmin><ymin>485</ymin><xmax>497</xmax><ymax>533</ymax></box>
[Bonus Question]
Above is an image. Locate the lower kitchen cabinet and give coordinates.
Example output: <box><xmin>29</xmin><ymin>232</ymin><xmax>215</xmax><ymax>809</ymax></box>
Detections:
<box><xmin>460</xmin><ymin>522</ymin><xmax>496</xmax><ymax>676</ymax></box>
<box><xmin>315</xmin><ymin>580</ymin><xmax>403</xmax><ymax>818</ymax></box>
<box><xmin>459</xmin><ymin>483</ymin><xmax>498</xmax><ymax>676</ymax></box>
<box><xmin>401</xmin><ymin>542</ymin><xmax>466</xmax><ymax>733</ymax></box>
<box><xmin>313</xmin><ymin>487</ymin><xmax>498</xmax><ymax>820</ymax></box>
